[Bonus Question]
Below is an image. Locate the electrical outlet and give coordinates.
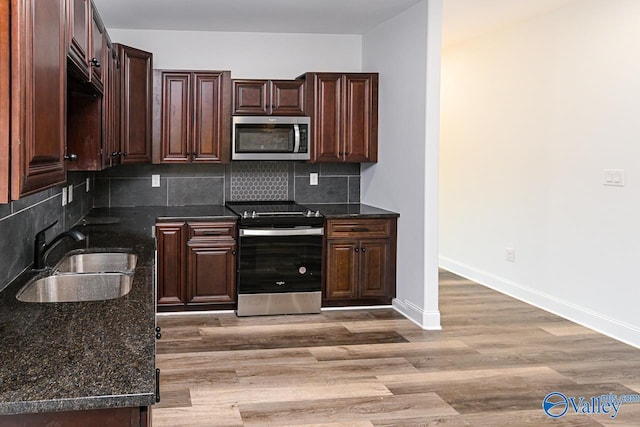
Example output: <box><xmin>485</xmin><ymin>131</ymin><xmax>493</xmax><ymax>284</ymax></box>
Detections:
<box><xmin>505</xmin><ymin>247</ymin><xmax>515</xmax><ymax>262</ymax></box>
<box><xmin>86</xmin><ymin>178</ymin><xmax>90</xmax><ymax>192</ymax></box>
<box><xmin>152</xmin><ymin>174</ymin><xmax>160</xmax><ymax>188</ymax></box>
<box><xmin>68</xmin><ymin>184</ymin><xmax>73</xmax><ymax>203</ymax></box>
<box><xmin>603</xmin><ymin>169</ymin><xmax>625</xmax><ymax>187</ymax></box>
<box><xmin>310</xmin><ymin>173</ymin><xmax>318</xmax><ymax>186</ymax></box>
<box><xmin>61</xmin><ymin>187</ymin><xmax>67</xmax><ymax>206</ymax></box>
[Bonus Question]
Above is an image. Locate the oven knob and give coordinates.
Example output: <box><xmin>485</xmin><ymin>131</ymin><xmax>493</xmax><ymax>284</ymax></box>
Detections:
<box><xmin>306</xmin><ymin>210</ymin><xmax>313</xmax><ymax>217</ymax></box>
<box><xmin>243</xmin><ymin>211</ymin><xmax>249</xmax><ymax>218</ymax></box>
<box><xmin>315</xmin><ymin>210</ymin><xmax>321</xmax><ymax>217</ymax></box>
<box><xmin>251</xmin><ymin>210</ymin><xmax>257</xmax><ymax>219</ymax></box>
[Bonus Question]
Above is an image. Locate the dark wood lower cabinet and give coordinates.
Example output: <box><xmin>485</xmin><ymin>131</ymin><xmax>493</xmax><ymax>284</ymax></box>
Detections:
<box><xmin>0</xmin><ymin>405</ymin><xmax>151</xmax><ymax>427</ymax></box>
<box><xmin>324</xmin><ymin>218</ymin><xmax>397</xmax><ymax>306</ymax></box>
<box><xmin>186</xmin><ymin>241</ymin><xmax>236</xmax><ymax>305</ymax></box>
<box><xmin>156</xmin><ymin>221</ymin><xmax>237</xmax><ymax>311</ymax></box>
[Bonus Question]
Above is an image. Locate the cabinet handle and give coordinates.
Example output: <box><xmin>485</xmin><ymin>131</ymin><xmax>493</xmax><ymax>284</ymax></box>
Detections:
<box><xmin>232</xmin><ymin>250</ymin><xmax>237</xmax><ymax>256</ymax></box>
<box><xmin>122</xmin><ymin>152</ymin><xmax>128</xmax><ymax>157</ymax></box>
<box><xmin>351</xmin><ymin>227</ymin><xmax>369</xmax><ymax>232</ymax></box>
<box><xmin>361</xmin><ymin>247</ymin><xmax>366</xmax><ymax>252</ymax></box>
<box><xmin>339</xmin><ymin>151</ymin><xmax>343</xmax><ymax>155</ymax></box>
<box><xmin>64</xmin><ymin>154</ymin><xmax>78</xmax><ymax>161</ymax></box>
<box><xmin>91</xmin><ymin>57</ymin><xmax>101</xmax><ymax>68</ymax></box>
<box><xmin>355</xmin><ymin>248</ymin><xmax>359</xmax><ymax>252</ymax></box>
<box><xmin>155</xmin><ymin>369</ymin><xmax>161</xmax><ymax>403</ymax></box>
<box><xmin>111</xmin><ymin>151</ymin><xmax>121</xmax><ymax>157</ymax></box>
<box><xmin>345</xmin><ymin>152</ymin><xmax>350</xmax><ymax>156</ymax></box>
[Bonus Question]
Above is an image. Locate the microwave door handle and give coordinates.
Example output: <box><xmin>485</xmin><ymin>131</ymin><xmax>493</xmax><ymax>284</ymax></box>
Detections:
<box><xmin>293</xmin><ymin>124</ymin><xmax>300</xmax><ymax>153</ymax></box>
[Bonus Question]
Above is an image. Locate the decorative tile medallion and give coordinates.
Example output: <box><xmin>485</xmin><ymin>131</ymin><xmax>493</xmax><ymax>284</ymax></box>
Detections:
<box><xmin>230</xmin><ymin>162</ymin><xmax>288</xmax><ymax>201</ymax></box>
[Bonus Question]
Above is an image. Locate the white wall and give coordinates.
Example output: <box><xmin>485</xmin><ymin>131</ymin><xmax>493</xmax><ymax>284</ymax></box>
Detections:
<box><xmin>440</xmin><ymin>0</ymin><xmax>640</xmax><ymax>347</ymax></box>
<box><xmin>362</xmin><ymin>0</ymin><xmax>442</xmax><ymax>329</ymax></box>
<box><xmin>108</xmin><ymin>29</ymin><xmax>362</xmax><ymax>78</ymax></box>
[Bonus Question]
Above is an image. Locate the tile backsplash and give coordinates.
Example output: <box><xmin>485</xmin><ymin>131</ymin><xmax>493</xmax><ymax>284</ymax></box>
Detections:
<box><xmin>0</xmin><ymin>162</ymin><xmax>359</xmax><ymax>290</ymax></box>
<box><xmin>94</xmin><ymin>161</ymin><xmax>360</xmax><ymax>207</ymax></box>
<box><xmin>0</xmin><ymin>172</ymin><xmax>92</xmax><ymax>291</ymax></box>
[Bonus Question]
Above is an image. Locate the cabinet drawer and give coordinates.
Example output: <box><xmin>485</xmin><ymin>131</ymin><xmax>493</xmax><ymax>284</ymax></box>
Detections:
<box><xmin>187</xmin><ymin>222</ymin><xmax>237</xmax><ymax>239</ymax></box>
<box><xmin>327</xmin><ymin>219</ymin><xmax>391</xmax><ymax>238</ymax></box>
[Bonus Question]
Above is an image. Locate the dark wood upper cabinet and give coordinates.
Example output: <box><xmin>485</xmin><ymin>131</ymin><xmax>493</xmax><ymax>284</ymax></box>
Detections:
<box><xmin>66</xmin><ymin>77</ymin><xmax>103</xmax><ymax>171</ymax></box>
<box><xmin>67</xmin><ymin>0</ymin><xmax>89</xmax><ymax>80</ymax></box>
<box><xmin>10</xmin><ymin>0</ymin><xmax>67</xmax><ymax>199</ymax></box>
<box><xmin>232</xmin><ymin>79</ymin><xmax>267</xmax><ymax>115</ymax></box>
<box><xmin>232</xmin><ymin>79</ymin><xmax>305</xmax><ymax>116</ymax></box>
<box><xmin>118</xmin><ymin>44</ymin><xmax>152</xmax><ymax>163</ymax></box>
<box><xmin>67</xmin><ymin>0</ymin><xmax>105</xmax><ymax>93</ymax></box>
<box><xmin>153</xmin><ymin>70</ymin><xmax>231</xmax><ymax>164</ymax></box>
<box><xmin>105</xmin><ymin>38</ymin><xmax>122</xmax><ymax>167</ymax></box>
<box><xmin>88</xmin><ymin>1</ymin><xmax>106</xmax><ymax>92</ymax></box>
<box><xmin>303</xmin><ymin>73</ymin><xmax>378</xmax><ymax>163</ymax></box>
<box><xmin>1</xmin><ymin>0</ymin><xmax>9</xmax><ymax>203</ymax></box>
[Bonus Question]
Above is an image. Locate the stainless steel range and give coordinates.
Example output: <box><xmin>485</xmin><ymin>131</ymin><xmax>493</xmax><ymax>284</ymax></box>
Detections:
<box><xmin>226</xmin><ymin>201</ymin><xmax>324</xmax><ymax>316</ymax></box>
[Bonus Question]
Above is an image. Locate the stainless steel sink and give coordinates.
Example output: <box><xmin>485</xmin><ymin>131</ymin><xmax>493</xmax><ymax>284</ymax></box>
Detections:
<box><xmin>17</xmin><ymin>273</ymin><xmax>133</xmax><ymax>303</ymax></box>
<box><xmin>55</xmin><ymin>252</ymin><xmax>137</xmax><ymax>273</ymax></box>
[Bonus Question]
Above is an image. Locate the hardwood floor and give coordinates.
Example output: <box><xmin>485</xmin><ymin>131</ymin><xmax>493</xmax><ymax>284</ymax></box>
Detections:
<box><xmin>154</xmin><ymin>270</ymin><xmax>640</xmax><ymax>426</ymax></box>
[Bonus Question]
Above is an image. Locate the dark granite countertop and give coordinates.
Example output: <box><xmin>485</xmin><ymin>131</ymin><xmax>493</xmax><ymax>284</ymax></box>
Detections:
<box><xmin>0</xmin><ymin>207</ymin><xmax>186</xmax><ymax>415</ymax></box>
<box><xmin>0</xmin><ymin>203</ymin><xmax>396</xmax><ymax>415</ymax></box>
<box><xmin>304</xmin><ymin>203</ymin><xmax>400</xmax><ymax>219</ymax></box>
<box><xmin>153</xmin><ymin>205</ymin><xmax>237</xmax><ymax>222</ymax></box>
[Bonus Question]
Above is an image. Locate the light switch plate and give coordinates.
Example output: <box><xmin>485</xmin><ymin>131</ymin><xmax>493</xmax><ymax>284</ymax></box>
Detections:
<box><xmin>68</xmin><ymin>184</ymin><xmax>74</xmax><ymax>203</ymax></box>
<box><xmin>603</xmin><ymin>169</ymin><xmax>625</xmax><ymax>187</ymax></box>
<box><xmin>152</xmin><ymin>174</ymin><xmax>160</xmax><ymax>188</ymax></box>
<box><xmin>86</xmin><ymin>178</ymin><xmax>90</xmax><ymax>192</ymax></box>
<box><xmin>505</xmin><ymin>247</ymin><xmax>515</xmax><ymax>262</ymax></box>
<box><xmin>310</xmin><ymin>173</ymin><xmax>318</xmax><ymax>186</ymax></box>
<box><xmin>61</xmin><ymin>187</ymin><xmax>67</xmax><ymax>206</ymax></box>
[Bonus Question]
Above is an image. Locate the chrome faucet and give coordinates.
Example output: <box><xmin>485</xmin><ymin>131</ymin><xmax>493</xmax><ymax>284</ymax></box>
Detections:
<box><xmin>34</xmin><ymin>221</ymin><xmax>86</xmax><ymax>269</ymax></box>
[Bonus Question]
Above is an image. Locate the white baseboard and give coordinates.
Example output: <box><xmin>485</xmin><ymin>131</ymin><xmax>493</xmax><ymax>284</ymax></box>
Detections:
<box><xmin>393</xmin><ymin>298</ymin><xmax>442</xmax><ymax>330</ymax></box>
<box><xmin>439</xmin><ymin>256</ymin><xmax>640</xmax><ymax>349</ymax></box>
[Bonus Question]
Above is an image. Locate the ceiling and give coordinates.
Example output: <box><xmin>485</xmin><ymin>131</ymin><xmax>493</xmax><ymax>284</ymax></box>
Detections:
<box><xmin>94</xmin><ymin>0</ymin><xmax>578</xmax><ymax>46</ymax></box>
<box><xmin>92</xmin><ymin>0</ymin><xmax>423</xmax><ymax>35</ymax></box>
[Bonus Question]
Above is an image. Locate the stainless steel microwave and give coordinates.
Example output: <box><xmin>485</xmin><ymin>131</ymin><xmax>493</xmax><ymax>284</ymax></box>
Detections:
<box><xmin>232</xmin><ymin>116</ymin><xmax>311</xmax><ymax>161</ymax></box>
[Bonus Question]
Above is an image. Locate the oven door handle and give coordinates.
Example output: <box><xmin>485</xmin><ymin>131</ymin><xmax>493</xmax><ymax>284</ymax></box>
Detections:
<box><xmin>240</xmin><ymin>228</ymin><xmax>324</xmax><ymax>237</ymax></box>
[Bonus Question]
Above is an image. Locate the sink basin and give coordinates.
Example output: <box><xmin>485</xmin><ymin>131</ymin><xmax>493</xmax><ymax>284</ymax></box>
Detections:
<box><xmin>55</xmin><ymin>252</ymin><xmax>137</xmax><ymax>273</ymax></box>
<box><xmin>17</xmin><ymin>273</ymin><xmax>133</xmax><ymax>303</ymax></box>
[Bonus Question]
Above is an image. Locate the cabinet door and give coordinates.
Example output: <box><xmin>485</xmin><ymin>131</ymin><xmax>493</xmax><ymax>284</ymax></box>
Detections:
<box><xmin>159</xmin><ymin>72</ymin><xmax>191</xmax><ymax>163</ymax></box>
<box><xmin>359</xmin><ymin>239</ymin><xmax>390</xmax><ymax>298</ymax></box>
<box><xmin>156</xmin><ymin>223</ymin><xmax>186</xmax><ymax>306</ymax></box>
<box><xmin>271</xmin><ymin>80</ymin><xmax>305</xmax><ymax>116</ymax></box>
<box><xmin>192</xmin><ymin>71</ymin><xmax>231</xmax><ymax>163</ymax></box>
<box><xmin>325</xmin><ymin>239</ymin><xmax>358</xmax><ymax>300</ymax></box>
<box><xmin>88</xmin><ymin>1</ymin><xmax>105</xmax><ymax>93</ymax></box>
<box><xmin>67</xmin><ymin>0</ymin><xmax>89</xmax><ymax>80</ymax></box>
<box><xmin>1</xmin><ymin>0</ymin><xmax>9</xmax><ymax>203</ymax></box>
<box><xmin>186</xmin><ymin>240</ymin><xmax>236</xmax><ymax>305</ymax></box>
<box><xmin>10</xmin><ymin>0</ymin><xmax>66</xmax><ymax>199</ymax></box>
<box><xmin>343</xmin><ymin>74</ymin><xmax>378</xmax><ymax>163</ymax></box>
<box><xmin>106</xmin><ymin>42</ymin><xmax>122</xmax><ymax>167</ymax></box>
<box><xmin>119</xmin><ymin>44</ymin><xmax>152</xmax><ymax>163</ymax></box>
<box><xmin>232</xmin><ymin>79</ymin><xmax>268</xmax><ymax>115</ymax></box>
<box><xmin>309</xmin><ymin>74</ymin><xmax>342</xmax><ymax>162</ymax></box>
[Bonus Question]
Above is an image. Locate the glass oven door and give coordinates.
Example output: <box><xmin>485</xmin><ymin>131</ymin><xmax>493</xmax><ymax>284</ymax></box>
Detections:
<box><xmin>237</xmin><ymin>227</ymin><xmax>323</xmax><ymax>294</ymax></box>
